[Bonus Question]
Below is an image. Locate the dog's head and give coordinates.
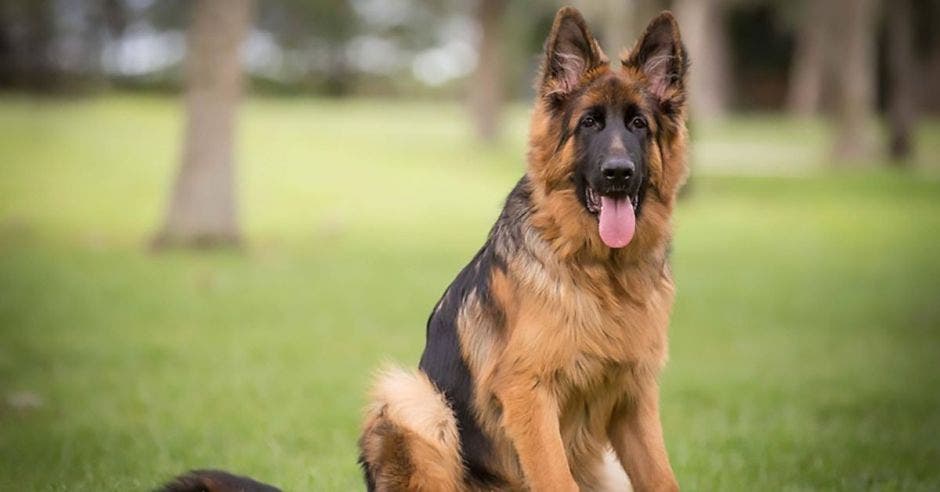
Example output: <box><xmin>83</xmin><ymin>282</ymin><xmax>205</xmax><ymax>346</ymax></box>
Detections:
<box><xmin>528</xmin><ymin>8</ymin><xmax>689</xmax><ymax>256</ymax></box>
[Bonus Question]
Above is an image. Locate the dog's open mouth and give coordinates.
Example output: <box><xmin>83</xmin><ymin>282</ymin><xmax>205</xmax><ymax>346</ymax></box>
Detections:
<box><xmin>586</xmin><ymin>187</ymin><xmax>637</xmax><ymax>249</ymax></box>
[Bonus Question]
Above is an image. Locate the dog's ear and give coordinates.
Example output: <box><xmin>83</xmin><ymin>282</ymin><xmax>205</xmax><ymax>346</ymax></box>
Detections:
<box><xmin>539</xmin><ymin>7</ymin><xmax>608</xmax><ymax>103</ymax></box>
<box><xmin>623</xmin><ymin>11</ymin><xmax>688</xmax><ymax>107</ymax></box>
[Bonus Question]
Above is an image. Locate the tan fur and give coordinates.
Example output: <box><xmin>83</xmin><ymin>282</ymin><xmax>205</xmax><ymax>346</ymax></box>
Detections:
<box><xmin>360</xmin><ymin>8</ymin><xmax>687</xmax><ymax>492</ymax></box>
<box><xmin>360</xmin><ymin>368</ymin><xmax>464</xmax><ymax>491</ymax></box>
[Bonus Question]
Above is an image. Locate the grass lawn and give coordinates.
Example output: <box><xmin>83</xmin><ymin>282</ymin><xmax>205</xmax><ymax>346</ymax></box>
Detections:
<box><xmin>0</xmin><ymin>95</ymin><xmax>939</xmax><ymax>490</ymax></box>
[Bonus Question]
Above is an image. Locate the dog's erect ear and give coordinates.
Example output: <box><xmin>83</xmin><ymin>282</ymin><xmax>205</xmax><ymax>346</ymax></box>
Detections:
<box><xmin>539</xmin><ymin>7</ymin><xmax>607</xmax><ymax>103</ymax></box>
<box><xmin>623</xmin><ymin>11</ymin><xmax>688</xmax><ymax>104</ymax></box>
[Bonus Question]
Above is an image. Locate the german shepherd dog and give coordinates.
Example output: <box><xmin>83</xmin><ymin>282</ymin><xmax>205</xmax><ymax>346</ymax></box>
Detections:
<box><xmin>358</xmin><ymin>7</ymin><xmax>689</xmax><ymax>492</ymax></box>
<box><xmin>158</xmin><ymin>7</ymin><xmax>688</xmax><ymax>492</ymax></box>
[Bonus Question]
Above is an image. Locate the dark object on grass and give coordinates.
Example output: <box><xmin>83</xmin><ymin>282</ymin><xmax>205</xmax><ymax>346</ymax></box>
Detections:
<box><xmin>157</xmin><ymin>469</ymin><xmax>281</xmax><ymax>492</ymax></box>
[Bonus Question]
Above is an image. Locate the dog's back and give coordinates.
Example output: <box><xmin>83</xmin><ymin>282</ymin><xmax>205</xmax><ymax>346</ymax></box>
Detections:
<box><xmin>157</xmin><ymin>470</ymin><xmax>281</xmax><ymax>492</ymax></box>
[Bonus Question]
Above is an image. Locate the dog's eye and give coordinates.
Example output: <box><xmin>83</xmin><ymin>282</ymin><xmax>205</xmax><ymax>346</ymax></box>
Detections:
<box><xmin>630</xmin><ymin>116</ymin><xmax>648</xmax><ymax>130</ymax></box>
<box><xmin>580</xmin><ymin>116</ymin><xmax>598</xmax><ymax>129</ymax></box>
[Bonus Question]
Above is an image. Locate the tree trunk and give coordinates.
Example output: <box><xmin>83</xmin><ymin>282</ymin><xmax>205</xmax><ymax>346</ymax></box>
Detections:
<box><xmin>832</xmin><ymin>0</ymin><xmax>878</xmax><ymax>163</ymax></box>
<box><xmin>786</xmin><ymin>0</ymin><xmax>830</xmax><ymax>116</ymax></box>
<box><xmin>674</xmin><ymin>0</ymin><xmax>730</xmax><ymax>120</ymax></box>
<box><xmin>921</xmin><ymin>2</ymin><xmax>940</xmax><ymax>113</ymax></box>
<box><xmin>886</xmin><ymin>0</ymin><xmax>916</xmax><ymax>163</ymax></box>
<box><xmin>469</xmin><ymin>0</ymin><xmax>507</xmax><ymax>143</ymax></box>
<box><xmin>22</xmin><ymin>0</ymin><xmax>56</xmax><ymax>91</ymax></box>
<box><xmin>154</xmin><ymin>0</ymin><xmax>253</xmax><ymax>248</ymax></box>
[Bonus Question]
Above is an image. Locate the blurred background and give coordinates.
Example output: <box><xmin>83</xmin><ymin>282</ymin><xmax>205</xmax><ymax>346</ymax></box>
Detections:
<box><xmin>0</xmin><ymin>0</ymin><xmax>938</xmax><ymax>490</ymax></box>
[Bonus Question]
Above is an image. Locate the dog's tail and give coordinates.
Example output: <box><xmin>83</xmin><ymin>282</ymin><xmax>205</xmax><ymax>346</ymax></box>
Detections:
<box><xmin>358</xmin><ymin>367</ymin><xmax>464</xmax><ymax>492</ymax></box>
<box><xmin>156</xmin><ymin>469</ymin><xmax>281</xmax><ymax>492</ymax></box>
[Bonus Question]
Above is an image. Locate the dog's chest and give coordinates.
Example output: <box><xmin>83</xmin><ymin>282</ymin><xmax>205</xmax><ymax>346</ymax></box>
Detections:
<box><xmin>535</xmin><ymin>264</ymin><xmax>673</xmax><ymax>367</ymax></box>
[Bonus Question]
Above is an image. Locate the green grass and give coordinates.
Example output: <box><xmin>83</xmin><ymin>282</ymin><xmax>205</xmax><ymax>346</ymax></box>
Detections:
<box><xmin>0</xmin><ymin>95</ymin><xmax>939</xmax><ymax>490</ymax></box>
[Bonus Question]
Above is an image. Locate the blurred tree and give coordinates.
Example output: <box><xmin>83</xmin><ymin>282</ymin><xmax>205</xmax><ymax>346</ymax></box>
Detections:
<box><xmin>145</xmin><ymin>0</ymin><xmax>190</xmax><ymax>30</ymax></box>
<box><xmin>470</xmin><ymin>0</ymin><xmax>508</xmax><ymax>142</ymax></box>
<box><xmin>0</xmin><ymin>0</ymin><xmax>56</xmax><ymax>91</ymax></box>
<box><xmin>255</xmin><ymin>0</ymin><xmax>358</xmax><ymax>95</ymax></box>
<box><xmin>0</xmin><ymin>0</ymin><xmax>133</xmax><ymax>92</ymax></box>
<box><xmin>81</xmin><ymin>0</ymin><xmax>128</xmax><ymax>89</ymax></box>
<box><xmin>886</xmin><ymin>0</ymin><xmax>916</xmax><ymax>162</ymax></box>
<box><xmin>154</xmin><ymin>0</ymin><xmax>254</xmax><ymax>248</ymax></box>
<box><xmin>101</xmin><ymin>0</ymin><xmax>127</xmax><ymax>35</ymax></box>
<box><xmin>674</xmin><ymin>0</ymin><xmax>730</xmax><ymax>119</ymax></box>
<box><xmin>727</xmin><ymin>2</ymin><xmax>794</xmax><ymax>109</ymax></box>
<box><xmin>832</xmin><ymin>0</ymin><xmax>879</xmax><ymax>162</ymax></box>
<box><xmin>786</xmin><ymin>0</ymin><xmax>830</xmax><ymax>115</ymax></box>
<box><xmin>918</xmin><ymin>0</ymin><xmax>940</xmax><ymax>112</ymax></box>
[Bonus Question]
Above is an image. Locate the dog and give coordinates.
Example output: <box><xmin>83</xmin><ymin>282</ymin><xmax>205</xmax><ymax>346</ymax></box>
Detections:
<box><xmin>157</xmin><ymin>469</ymin><xmax>281</xmax><ymax>492</ymax></box>
<box><xmin>358</xmin><ymin>7</ymin><xmax>689</xmax><ymax>492</ymax></box>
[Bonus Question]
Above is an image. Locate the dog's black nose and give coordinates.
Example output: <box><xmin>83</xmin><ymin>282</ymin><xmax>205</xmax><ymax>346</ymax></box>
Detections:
<box><xmin>601</xmin><ymin>159</ymin><xmax>635</xmax><ymax>185</ymax></box>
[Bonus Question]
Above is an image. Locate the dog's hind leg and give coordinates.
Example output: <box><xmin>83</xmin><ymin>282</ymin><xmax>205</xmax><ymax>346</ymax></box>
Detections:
<box><xmin>358</xmin><ymin>367</ymin><xmax>464</xmax><ymax>492</ymax></box>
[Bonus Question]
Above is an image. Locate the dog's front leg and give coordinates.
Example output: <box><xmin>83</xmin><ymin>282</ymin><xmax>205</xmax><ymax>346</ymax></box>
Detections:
<box><xmin>496</xmin><ymin>378</ymin><xmax>578</xmax><ymax>492</ymax></box>
<box><xmin>607</xmin><ymin>377</ymin><xmax>678</xmax><ymax>492</ymax></box>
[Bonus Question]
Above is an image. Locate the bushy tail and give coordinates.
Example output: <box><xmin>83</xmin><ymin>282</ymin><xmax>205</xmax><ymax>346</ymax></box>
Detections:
<box><xmin>156</xmin><ymin>469</ymin><xmax>281</xmax><ymax>492</ymax></box>
<box><xmin>358</xmin><ymin>367</ymin><xmax>464</xmax><ymax>492</ymax></box>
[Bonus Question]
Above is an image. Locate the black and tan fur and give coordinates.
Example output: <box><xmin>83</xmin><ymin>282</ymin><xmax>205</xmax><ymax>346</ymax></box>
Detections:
<box><xmin>157</xmin><ymin>469</ymin><xmax>281</xmax><ymax>492</ymax></box>
<box><xmin>359</xmin><ymin>7</ymin><xmax>689</xmax><ymax>492</ymax></box>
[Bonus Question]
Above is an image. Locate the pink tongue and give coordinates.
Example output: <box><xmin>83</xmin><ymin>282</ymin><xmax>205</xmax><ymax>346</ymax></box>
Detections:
<box><xmin>598</xmin><ymin>197</ymin><xmax>636</xmax><ymax>248</ymax></box>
